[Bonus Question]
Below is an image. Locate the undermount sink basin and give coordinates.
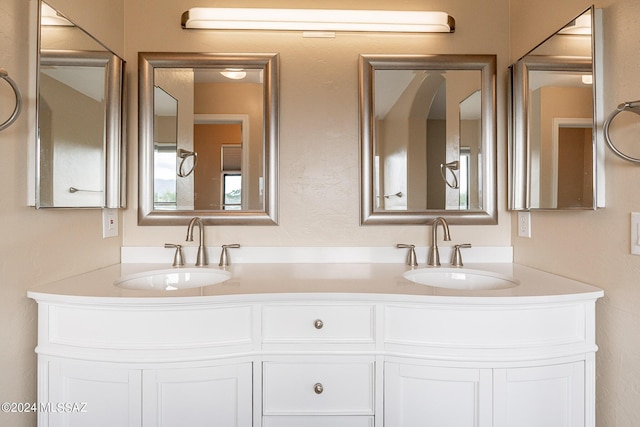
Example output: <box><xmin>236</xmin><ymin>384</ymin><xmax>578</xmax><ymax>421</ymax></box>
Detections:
<box><xmin>403</xmin><ymin>268</ymin><xmax>519</xmax><ymax>291</ymax></box>
<box><xmin>114</xmin><ymin>268</ymin><xmax>231</xmax><ymax>291</ymax></box>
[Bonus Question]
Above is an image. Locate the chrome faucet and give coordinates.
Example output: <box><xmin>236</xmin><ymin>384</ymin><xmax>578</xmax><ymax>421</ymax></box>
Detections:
<box><xmin>186</xmin><ymin>217</ymin><xmax>207</xmax><ymax>266</ymax></box>
<box><xmin>427</xmin><ymin>217</ymin><xmax>451</xmax><ymax>266</ymax></box>
<box><xmin>219</xmin><ymin>244</ymin><xmax>241</xmax><ymax>267</ymax></box>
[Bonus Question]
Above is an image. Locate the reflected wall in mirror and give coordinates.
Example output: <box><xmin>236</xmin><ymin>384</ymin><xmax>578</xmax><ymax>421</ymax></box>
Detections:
<box><xmin>138</xmin><ymin>52</ymin><xmax>279</xmax><ymax>225</ymax></box>
<box><xmin>36</xmin><ymin>1</ymin><xmax>125</xmax><ymax>208</ymax></box>
<box><xmin>359</xmin><ymin>54</ymin><xmax>497</xmax><ymax>225</ymax></box>
<box><xmin>510</xmin><ymin>7</ymin><xmax>604</xmax><ymax>210</ymax></box>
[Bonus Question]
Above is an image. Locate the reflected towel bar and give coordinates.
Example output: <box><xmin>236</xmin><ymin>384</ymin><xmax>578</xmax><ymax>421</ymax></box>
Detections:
<box><xmin>69</xmin><ymin>187</ymin><xmax>103</xmax><ymax>193</ymax></box>
<box><xmin>440</xmin><ymin>160</ymin><xmax>459</xmax><ymax>189</ymax></box>
<box><xmin>177</xmin><ymin>148</ymin><xmax>198</xmax><ymax>177</ymax></box>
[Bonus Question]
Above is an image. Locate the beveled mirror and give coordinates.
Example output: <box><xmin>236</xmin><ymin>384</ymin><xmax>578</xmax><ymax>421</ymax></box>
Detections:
<box><xmin>35</xmin><ymin>1</ymin><xmax>125</xmax><ymax>208</ymax></box>
<box><xmin>138</xmin><ymin>52</ymin><xmax>279</xmax><ymax>225</ymax></box>
<box><xmin>359</xmin><ymin>54</ymin><xmax>497</xmax><ymax>225</ymax></box>
<box><xmin>509</xmin><ymin>6</ymin><xmax>604</xmax><ymax>210</ymax></box>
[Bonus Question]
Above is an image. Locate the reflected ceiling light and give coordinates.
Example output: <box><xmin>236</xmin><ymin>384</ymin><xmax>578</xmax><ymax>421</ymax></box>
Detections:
<box><xmin>41</xmin><ymin>3</ymin><xmax>73</xmax><ymax>26</ymax></box>
<box><xmin>559</xmin><ymin>13</ymin><xmax>592</xmax><ymax>35</ymax></box>
<box><xmin>181</xmin><ymin>8</ymin><xmax>455</xmax><ymax>33</ymax></box>
<box><xmin>221</xmin><ymin>68</ymin><xmax>247</xmax><ymax>80</ymax></box>
<box><xmin>582</xmin><ymin>74</ymin><xmax>593</xmax><ymax>85</ymax></box>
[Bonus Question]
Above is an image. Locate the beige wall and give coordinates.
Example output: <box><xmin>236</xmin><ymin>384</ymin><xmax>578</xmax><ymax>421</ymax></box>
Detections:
<box><xmin>11</xmin><ymin>0</ymin><xmax>640</xmax><ymax>425</ymax></box>
<box><xmin>509</xmin><ymin>0</ymin><xmax>640</xmax><ymax>424</ymax></box>
<box><xmin>0</xmin><ymin>0</ymin><xmax>124</xmax><ymax>425</ymax></box>
<box><xmin>123</xmin><ymin>0</ymin><xmax>512</xmax><ymax>248</ymax></box>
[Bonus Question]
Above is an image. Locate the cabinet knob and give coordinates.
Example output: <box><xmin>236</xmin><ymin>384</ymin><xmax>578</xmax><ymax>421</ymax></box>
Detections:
<box><xmin>313</xmin><ymin>383</ymin><xmax>324</xmax><ymax>394</ymax></box>
<box><xmin>313</xmin><ymin>319</ymin><xmax>324</xmax><ymax>329</ymax></box>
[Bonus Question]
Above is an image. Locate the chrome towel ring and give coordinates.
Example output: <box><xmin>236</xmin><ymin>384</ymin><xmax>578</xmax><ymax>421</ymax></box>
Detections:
<box><xmin>0</xmin><ymin>68</ymin><xmax>22</xmax><ymax>132</ymax></box>
<box><xmin>177</xmin><ymin>148</ymin><xmax>198</xmax><ymax>177</ymax></box>
<box><xmin>440</xmin><ymin>160</ymin><xmax>459</xmax><ymax>189</ymax></box>
<box><xmin>603</xmin><ymin>100</ymin><xmax>640</xmax><ymax>163</ymax></box>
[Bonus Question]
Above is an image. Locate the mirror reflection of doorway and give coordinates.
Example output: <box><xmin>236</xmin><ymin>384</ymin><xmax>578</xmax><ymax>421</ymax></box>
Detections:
<box><xmin>193</xmin><ymin>123</ymin><xmax>242</xmax><ymax>210</ymax></box>
<box><xmin>554</xmin><ymin>119</ymin><xmax>593</xmax><ymax>208</ymax></box>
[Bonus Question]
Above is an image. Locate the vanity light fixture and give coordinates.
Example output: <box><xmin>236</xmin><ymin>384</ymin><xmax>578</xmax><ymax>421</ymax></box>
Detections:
<box><xmin>221</xmin><ymin>68</ymin><xmax>247</xmax><ymax>80</ymax></box>
<box><xmin>181</xmin><ymin>8</ymin><xmax>455</xmax><ymax>33</ymax></box>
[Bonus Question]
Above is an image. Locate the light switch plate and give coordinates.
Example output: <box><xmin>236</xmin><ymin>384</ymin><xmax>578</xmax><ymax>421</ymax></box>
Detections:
<box><xmin>518</xmin><ymin>211</ymin><xmax>531</xmax><ymax>238</ymax></box>
<box><xmin>632</xmin><ymin>213</ymin><xmax>640</xmax><ymax>255</ymax></box>
<box><xmin>102</xmin><ymin>208</ymin><xmax>118</xmax><ymax>239</ymax></box>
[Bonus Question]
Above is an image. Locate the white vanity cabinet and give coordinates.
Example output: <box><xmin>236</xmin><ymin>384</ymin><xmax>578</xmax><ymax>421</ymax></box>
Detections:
<box><xmin>142</xmin><ymin>363</ymin><xmax>253</xmax><ymax>427</ymax></box>
<box><xmin>33</xmin><ymin>301</ymin><xmax>255</xmax><ymax>427</ymax></box>
<box><xmin>493</xmin><ymin>362</ymin><xmax>586</xmax><ymax>427</ymax></box>
<box><xmin>382</xmin><ymin>300</ymin><xmax>597</xmax><ymax>427</ymax></box>
<box><xmin>29</xmin><ymin>267</ymin><xmax>601</xmax><ymax>427</ymax></box>
<box><xmin>384</xmin><ymin>363</ymin><xmax>493</xmax><ymax>426</ymax></box>
<box><xmin>261</xmin><ymin>303</ymin><xmax>376</xmax><ymax>426</ymax></box>
<box><xmin>40</xmin><ymin>358</ymin><xmax>252</xmax><ymax>427</ymax></box>
<box><xmin>43</xmin><ymin>358</ymin><xmax>142</xmax><ymax>427</ymax></box>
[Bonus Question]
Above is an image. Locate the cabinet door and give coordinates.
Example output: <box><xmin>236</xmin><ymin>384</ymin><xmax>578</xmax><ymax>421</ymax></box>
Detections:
<box><xmin>142</xmin><ymin>363</ymin><xmax>252</xmax><ymax>427</ymax></box>
<box><xmin>46</xmin><ymin>359</ymin><xmax>141</xmax><ymax>427</ymax></box>
<box><xmin>493</xmin><ymin>362</ymin><xmax>585</xmax><ymax>427</ymax></box>
<box><xmin>384</xmin><ymin>362</ymin><xmax>492</xmax><ymax>427</ymax></box>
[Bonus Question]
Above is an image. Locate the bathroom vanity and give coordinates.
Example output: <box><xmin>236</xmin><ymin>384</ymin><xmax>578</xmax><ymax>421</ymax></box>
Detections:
<box><xmin>28</xmin><ymin>262</ymin><xmax>603</xmax><ymax>427</ymax></box>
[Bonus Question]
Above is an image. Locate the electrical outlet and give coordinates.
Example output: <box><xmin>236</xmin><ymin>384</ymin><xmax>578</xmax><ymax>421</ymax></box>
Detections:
<box><xmin>102</xmin><ymin>208</ymin><xmax>118</xmax><ymax>239</ymax></box>
<box><xmin>518</xmin><ymin>211</ymin><xmax>531</xmax><ymax>238</ymax></box>
<box><xmin>632</xmin><ymin>213</ymin><xmax>640</xmax><ymax>255</ymax></box>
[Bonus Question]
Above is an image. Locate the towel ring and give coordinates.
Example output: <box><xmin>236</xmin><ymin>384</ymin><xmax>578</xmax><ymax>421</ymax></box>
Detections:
<box><xmin>0</xmin><ymin>68</ymin><xmax>22</xmax><ymax>132</ymax></box>
<box><xmin>440</xmin><ymin>160</ymin><xmax>459</xmax><ymax>189</ymax></box>
<box><xmin>177</xmin><ymin>148</ymin><xmax>198</xmax><ymax>177</ymax></box>
<box><xmin>603</xmin><ymin>100</ymin><xmax>640</xmax><ymax>163</ymax></box>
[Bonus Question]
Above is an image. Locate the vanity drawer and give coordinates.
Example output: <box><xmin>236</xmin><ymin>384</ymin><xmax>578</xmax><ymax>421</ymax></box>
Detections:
<box><xmin>262</xmin><ymin>360</ymin><xmax>375</xmax><ymax>415</ymax></box>
<box><xmin>263</xmin><ymin>416</ymin><xmax>374</xmax><ymax>427</ymax></box>
<box><xmin>261</xmin><ymin>304</ymin><xmax>375</xmax><ymax>345</ymax></box>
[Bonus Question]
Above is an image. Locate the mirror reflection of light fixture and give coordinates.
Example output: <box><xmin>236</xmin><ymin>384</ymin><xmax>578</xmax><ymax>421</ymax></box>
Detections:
<box><xmin>221</xmin><ymin>68</ymin><xmax>247</xmax><ymax>80</ymax></box>
<box><xmin>181</xmin><ymin>8</ymin><xmax>455</xmax><ymax>33</ymax></box>
<box><xmin>41</xmin><ymin>3</ymin><xmax>73</xmax><ymax>26</ymax></box>
<box><xmin>559</xmin><ymin>13</ymin><xmax>592</xmax><ymax>35</ymax></box>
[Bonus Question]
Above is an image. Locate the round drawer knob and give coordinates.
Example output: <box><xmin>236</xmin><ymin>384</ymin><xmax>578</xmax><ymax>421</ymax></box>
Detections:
<box><xmin>313</xmin><ymin>383</ymin><xmax>324</xmax><ymax>394</ymax></box>
<box><xmin>313</xmin><ymin>319</ymin><xmax>324</xmax><ymax>329</ymax></box>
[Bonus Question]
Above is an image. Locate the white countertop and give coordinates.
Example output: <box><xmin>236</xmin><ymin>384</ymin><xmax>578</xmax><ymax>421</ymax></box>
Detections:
<box><xmin>27</xmin><ymin>262</ymin><xmax>604</xmax><ymax>305</ymax></box>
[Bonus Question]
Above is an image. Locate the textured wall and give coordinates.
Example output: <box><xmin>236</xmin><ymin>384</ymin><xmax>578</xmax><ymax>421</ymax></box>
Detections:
<box><xmin>509</xmin><ymin>0</ymin><xmax>640</xmax><ymax>424</ymax></box>
<box><xmin>0</xmin><ymin>0</ymin><xmax>123</xmax><ymax>425</ymax></box>
<box><xmin>122</xmin><ymin>0</ymin><xmax>512</xmax><ymax>248</ymax></box>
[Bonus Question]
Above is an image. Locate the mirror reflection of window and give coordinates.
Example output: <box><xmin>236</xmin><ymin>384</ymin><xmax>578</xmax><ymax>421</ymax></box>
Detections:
<box><xmin>223</xmin><ymin>174</ymin><xmax>242</xmax><ymax>210</ymax></box>
<box><xmin>459</xmin><ymin>148</ymin><xmax>470</xmax><ymax>209</ymax></box>
<box><xmin>153</xmin><ymin>145</ymin><xmax>177</xmax><ymax>209</ymax></box>
<box><xmin>153</xmin><ymin>86</ymin><xmax>178</xmax><ymax>210</ymax></box>
<box><xmin>458</xmin><ymin>90</ymin><xmax>482</xmax><ymax>211</ymax></box>
<box><xmin>221</xmin><ymin>144</ymin><xmax>242</xmax><ymax>210</ymax></box>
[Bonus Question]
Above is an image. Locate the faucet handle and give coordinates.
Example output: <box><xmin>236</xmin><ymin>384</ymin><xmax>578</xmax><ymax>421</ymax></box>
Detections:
<box><xmin>219</xmin><ymin>244</ymin><xmax>241</xmax><ymax>267</ymax></box>
<box><xmin>451</xmin><ymin>243</ymin><xmax>472</xmax><ymax>267</ymax></box>
<box><xmin>397</xmin><ymin>244</ymin><xmax>418</xmax><ymax>267</ymax></box>
<box><xmin>164</xmin><ymin>243</ymin><xmax>185</xmax><ymax>267</ymax></box>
